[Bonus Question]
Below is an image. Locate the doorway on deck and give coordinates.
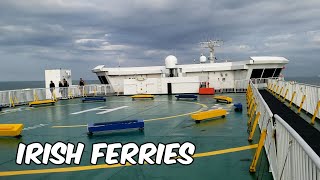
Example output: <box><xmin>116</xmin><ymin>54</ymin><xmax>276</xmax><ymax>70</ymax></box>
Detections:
<box><xmin>167</xmin><ymin>83</ymin><xmax>172</xmax><ymax>94</ymax></box>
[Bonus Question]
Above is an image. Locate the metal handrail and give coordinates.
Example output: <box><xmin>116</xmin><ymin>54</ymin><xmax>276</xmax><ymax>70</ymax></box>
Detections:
<box><xmin>250</xmin><ymin>79</ymin><xmax>320</xmax><ymax>179</ymax></box>
<box><xmin>274</xmin><ymin>114</ymin><xmax>320</xmax><ymax>169</ymax></box>
<box><xmin>268</xmin><ymin>78</ymin><xmax>320</xmax><ymax>120</ymax></box>
<box><xmin>0</xmin><ymin>84</ymin><xmax>106</xmax><ymax>93</ymax></box>
<box><xmin>0</xmin><ymin>84</ymin><xmax>114</xmax><ymax>107</ymax></box>
<box><xmin>278</xmin><ymin>79</ymin><xmax>320</xmax><ymax>88</ymax></box>
<box><xmin>249</xmin><ymin>80</ymin><xmax>273</xmax><ymax>117</ymax></box>
<box><xmin>249</xmin><ymin>79</ymin><xmax>278</xmax><ymax>180</ymax></box>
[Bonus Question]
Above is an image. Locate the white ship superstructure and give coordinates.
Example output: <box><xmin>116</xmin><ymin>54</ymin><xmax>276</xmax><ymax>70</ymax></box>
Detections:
<box><xmin>92</xmin><ymin>41</ymin><xmax>288</xmax><ymax>95</ymax></box>
<box><xmin>92</xmin><ymin>55</ymin><xmax>288</xmax><ymax>95</ymax></box>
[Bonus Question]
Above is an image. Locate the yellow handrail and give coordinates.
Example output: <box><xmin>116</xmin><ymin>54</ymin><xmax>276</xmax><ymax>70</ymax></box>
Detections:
<box><xmin>249</xmin><ymin>129</ymin><xmax>267</xmax><ymax>173</ymax></box>
<box><xmin>297</xmin><ymin>95</ymin><xmax>306</xmax><ymax>113</ymax></box>
<box><xmin>248</xmin><ymin>112</ymin><xmax>261</xmax><ymax>142</ymax></box>
<box><xmin>311</xmin><ymin>101</ymin><xmax>320</xmax><ymax>125</ymax></box>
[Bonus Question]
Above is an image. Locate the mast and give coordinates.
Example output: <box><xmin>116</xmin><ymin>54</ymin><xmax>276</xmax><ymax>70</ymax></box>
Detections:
<box><xmin>200</xmin><ymin>40</ymin><xmax>223</xmax><ymax>63</ymax></box>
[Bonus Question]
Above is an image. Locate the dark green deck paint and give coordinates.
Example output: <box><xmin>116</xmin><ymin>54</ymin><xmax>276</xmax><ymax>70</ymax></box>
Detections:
<box><xmin>0</xmin><ymin>94</ymin><xmax>272</xmax><ymax>180</ymax></box>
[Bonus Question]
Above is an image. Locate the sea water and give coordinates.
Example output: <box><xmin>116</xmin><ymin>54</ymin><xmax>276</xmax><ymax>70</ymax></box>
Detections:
<box><xmin>0</xmin><ymin>80</ymin><xmax>100</xmax><ymax>91</ymax></box>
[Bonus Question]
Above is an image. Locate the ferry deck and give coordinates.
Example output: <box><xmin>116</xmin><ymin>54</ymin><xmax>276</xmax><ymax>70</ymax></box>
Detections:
<box><xmin>0</xmin><ymin>93</ymin><xmax>272</xmax><ymax>180</ymax></box>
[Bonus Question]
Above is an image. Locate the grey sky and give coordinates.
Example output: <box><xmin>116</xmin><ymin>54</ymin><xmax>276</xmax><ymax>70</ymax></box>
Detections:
<box><xmin>0</xmin><ymin>0</ymin><xmax>320</xmax><ymax>81</ymax></box>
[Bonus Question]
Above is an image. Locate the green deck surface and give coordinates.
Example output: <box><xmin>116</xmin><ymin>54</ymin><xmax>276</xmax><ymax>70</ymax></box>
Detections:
<box><xmin>0</xmin><ymin>94</ymin><xmax>272</xmax><ymax>180</ymax></box>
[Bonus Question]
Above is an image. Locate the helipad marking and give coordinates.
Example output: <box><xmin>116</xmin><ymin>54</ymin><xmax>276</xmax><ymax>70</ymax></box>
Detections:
<box><xmin>51</xmin><ymin>102</ymin><xmax>207</xmax><ymax>128</ymax></box>
<box><xmin>70</xmin><ymin>106</ymin><xmax>128</xmax><ymax>115</ymax></box>
<box><xmin>96</xmin><ymin>106</ymin><xmax>128</xmax><ymax>114</ymax></box>
<box><xmin>0</xmin><ymin>144</ymin><xmax>258</xmax><ymax>177</ymax></box>
<box><xmin>0</xmin><ymin>108</ymin><xmax>23</xmax><ymax>115</ymax></box>
<box><xmin>144</xmin><ymin>110</ymin><xmax>201</xmax><ymax>122</ymax></box>
<box><xmin>0</xmin><ymin>100</ymin><xmax>199</xmax><ymax>116</ymax></box>
<box><xmin>23</xmin><ymin>124</ymin><xmax>48</xmax><ymax>131</ymax></box>
<box><xmin>71</xmin><ymin>106</ymin><xmax>106</xmax><ymax>115</ymax></box>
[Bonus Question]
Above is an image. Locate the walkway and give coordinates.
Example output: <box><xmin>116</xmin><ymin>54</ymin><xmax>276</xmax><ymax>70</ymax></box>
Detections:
<box><xmin>259</xmin><ymin>90</ymin><xmax>320</xmax><ymax>156</ymax></box>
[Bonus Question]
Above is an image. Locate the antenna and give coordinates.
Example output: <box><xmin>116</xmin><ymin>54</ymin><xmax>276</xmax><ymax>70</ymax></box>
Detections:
<box><xmin>199</xmin><ymin>40</ymin><xmax>223</xmax><ymax>63</ymax></box>
<box><xmin>117</xmin><ymin>56</ymin><xmax>121</xmax><ymax>67</ymax></box>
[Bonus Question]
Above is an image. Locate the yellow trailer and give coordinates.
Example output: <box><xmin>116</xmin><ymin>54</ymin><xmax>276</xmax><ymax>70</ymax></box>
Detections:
<box><xmin>131</xmin><ymin>95</ymin><xmax>155</xmax><ymax>100</ymax></box>
<box><xmin>213</xmin><ymin>96</ymin><xmax>233</xmax><ymax>104</ymax></box>
<box><xmin>0</xmin><ymin>124</ymin><xmax>24</xmax><ymax>138</ymax></box>
<box><xmin>191</xmin><ymin>109</ymin><xmax>227</xmax><ymax>123</ymax></box>
<box><xmin>29</xmin><ymin>100</ymin><xmax>56</xmax><ymax>107</ymax></box>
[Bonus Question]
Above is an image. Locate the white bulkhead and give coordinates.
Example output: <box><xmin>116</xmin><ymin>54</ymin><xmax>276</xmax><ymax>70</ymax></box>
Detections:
<box><xmin>45</xmin><ymin>69</ymin><xmax>73</xmax><ymax>98</ymax></box>
<box><xmin>93</xmin><ymin>56</ymin><xmax>289</xmax><ymax>95</ymax></box>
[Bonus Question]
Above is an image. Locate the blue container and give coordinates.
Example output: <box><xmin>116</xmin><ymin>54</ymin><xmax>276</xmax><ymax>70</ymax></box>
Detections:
<box><xmin>87</xmin><ymin>119</ymin><xmax>144</xmax><ymax>135</ymax></box>
<box><xmin>234</xmin><ymin>103</ymin><xmax>243</xmax><ymax>112</ymax></box>
<box><xmin>82</xmin><ymin>97</ymin><xmax>106</xmax><ymax>102</ymax></box>
<box><xmin>175</xmin><ymin>94</ymin><xmax>198</xmax><ymax>100</ymax></box>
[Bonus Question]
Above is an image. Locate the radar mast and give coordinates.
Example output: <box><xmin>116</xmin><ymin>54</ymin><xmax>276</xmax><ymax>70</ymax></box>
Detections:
<box><xmin>200</xmin><ymin>40</ymin><xmax>223</xmax><ymax>63</ymax></box>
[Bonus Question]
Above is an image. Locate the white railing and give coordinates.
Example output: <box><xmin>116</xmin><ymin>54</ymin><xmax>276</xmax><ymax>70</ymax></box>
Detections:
<box><xmin>268</xmin><ymin>79</ymin><xmax>320</xmax><ymax>120</ymax></box>
<box><xmin>274</xmin><ymin>115</ymin><xmax>320</xmax><ymax>180</ymax></box>
<box><xmin>209</xmin><ymin>79</ymin><xmax>247</xmax><ymax>93</ymax></box>
<box><xmin>249</xmin><ymin>80</ymin><xmax>278</xmax><ymax>180</ymax></box>
<box><xmin>234</xmin><ymin>79</ymin><xmax>249</xmax><ymax>92</ymax></box>
<box><xmin>249</xmin><ymin>80</ymin><xmax>320</xmax><ymax>180</ymax></box>
<box><xmin>0</xmin><ymin>84</ymin><xmax>114</xmax><ymax>107</ymax></box>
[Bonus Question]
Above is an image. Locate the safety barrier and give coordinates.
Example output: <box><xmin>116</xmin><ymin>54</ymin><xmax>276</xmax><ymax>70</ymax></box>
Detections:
<box><xmin>268</xmin><ymin>79</ymin><xmax>320</xmax><ymax>123</ymax></box>
<box><xmin>247</xmin><ymin>80</ymin><xmax>278</xmax><ymax>179</ymax></box>
<box><xmin>212</xmin><ymin>80</ymin><xmax>248</xmax><ymax>93</ymax></box>
<box><xmin>248</xmin><ymin>80</ymin><xmax>320</xmax><ymax>179</ymax></box>
<box><xmin>0</xmin><ymin>84</ymin><xmax>114</xmax><ymax>107</ymax></box>
<box><xmin>214</xmin><ymin>78</ymin><xmax>270</xmax><ymax>93</ymax></box>
<box><xmin>274</xmin><ymin>115</ymin><xmax>320</xmax><ymax>180</ymax></box>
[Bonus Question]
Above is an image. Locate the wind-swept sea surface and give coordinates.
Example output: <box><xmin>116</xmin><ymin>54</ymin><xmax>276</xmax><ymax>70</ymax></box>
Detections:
<box><xmin>0</xmin><ymin>80</ymin><xmax>100</xmax><ymax>91</ymax></box>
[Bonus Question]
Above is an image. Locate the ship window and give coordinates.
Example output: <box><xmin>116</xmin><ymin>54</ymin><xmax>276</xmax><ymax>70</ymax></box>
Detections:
<box><xmin>262</xmin><ymin>68</ymin><xmax>276</xmax><ymax>78</ymax></box>
<box><xmin>97</xmin><ymin>76</ymin><xmax>103</xmax><ymax>83</ymax></box>
<box><xmin>273</xmin><ymin>68</ymin><xmax>282</xmax><ymax>77</ymax></box>
<box><xmin>98</xmin><ymin>76</ymin><xmax>109</xmax><ymax>84</ymax></box>
<box><xmin>250</xmin><ymin>69</ymin><xmax>263</xmax><ymax>78</ymax></box>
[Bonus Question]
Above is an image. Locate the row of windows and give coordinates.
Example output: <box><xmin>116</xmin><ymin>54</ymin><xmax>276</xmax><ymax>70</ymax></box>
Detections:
<box><xmin>98</xmin><ymin>76</ymin><xmax>109</xmax><ymax>84</ymax></box>
<box><xmin>98</xmin><ymin>68</ymin><xmax>281</xmax><ymax>84</ymax></box>
<box><xmin>250</xmin><ymin>68</ymin><xmax>282</xmax><ymax>79</ymax></box>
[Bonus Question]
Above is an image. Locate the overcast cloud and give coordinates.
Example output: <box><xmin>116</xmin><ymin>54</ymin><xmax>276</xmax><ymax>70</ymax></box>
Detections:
<box><xmin>0</xmin><ymin>0</ymin><xmax>320</xmax><ymax>81</ymax></box>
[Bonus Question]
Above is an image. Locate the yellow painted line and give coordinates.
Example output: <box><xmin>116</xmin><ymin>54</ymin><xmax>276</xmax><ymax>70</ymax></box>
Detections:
<box><xmin>1</xmin><ymin>100</ymin><xmax>109</xmax><ymax>115</ymax></box>
<box><xmin>51</xmin><ymin>102</ymin><xmax>208</xmax><ymax>128</ymax></box>
<box><xmin>0</xmin><ymin>163</ymin><xmax>133</xmax><ymax>177</ymax></box>
<box><xmin>0</xmin><ymin>103</ymin><xmax>84</xmax><ymax>116</ymax></box>
<box><xmin>193</xmin><ymin>144</ymin><xmax>258</xmax><ymax>158</ymax></box>
<box><xmin>0</xmin><ymin>144</ymin><xmax>257</xmax><ymax>177</ymax></box>
<box><xmin>144</xmin><ymin>111</ymin><xmax>199</xmax><ymax>122</ymax></box>
<box><xmin>145</xmin><ymin>102</ymin><xmax>207</xmax><ymax>122</ymax></box>
<box><xmin>29</xmin><ymin>102</ymin><xmax>83</xmax><ymax>110</ymax></box>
